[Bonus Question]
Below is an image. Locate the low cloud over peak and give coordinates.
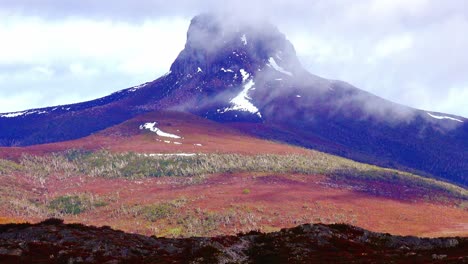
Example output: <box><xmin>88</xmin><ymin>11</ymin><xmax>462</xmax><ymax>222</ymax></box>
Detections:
<box><xmin>0</xmin><ymin>0</ymin><xmax>467</xmax><ymax>117</ymax></box>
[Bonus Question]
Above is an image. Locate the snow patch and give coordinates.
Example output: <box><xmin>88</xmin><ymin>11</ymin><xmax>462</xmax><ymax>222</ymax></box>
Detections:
<box><xmin>129</xmin><ymin>83</ymin><xmax>148</xmax><ymax>92</ymax></box>
<box><xmin>173</xmin><ymin>142</ymin><xmax>182</xmax><ymax>145</ymax></box>
<box><xmin>194</xmin><ymin>143</ymin><xmax>203</xmax><ymax>147</ymax></box>
<box><xmin>427</xmin><ymin>113</ymin><xmax>463</xmax><ymax>123</ymax></box>
<box><xmin>241</xmin><ymin>34</ymin><xmax>247</xmax><ymax>45</ymax></box>
<box><xmin>1</xmin><ymin>109</ymin><xmax>48</xmax><ymax>118</ymax></box>
<box><xmin>0</xmin><ymin>111</ymin><xmax>27</xmax><ymax>118</ymax></box>
<box><xmin>239</xmin><ymin>69</ymin><xmax>250</xmax><ymax>82</ymax></box>
<box><xmin>296</xmin><ymin>95</ymin><xmax>301</xmax><ymax>98</ymax></box>
<box><xmin>220</xmin><ymin>69</ymin><xmax>262</xmax><ymax>118</ymax></box>
<box><xmin>197</xmin><ymin>67</ymin><xmax>203</xmax><ymax>73</ymax></box>
<box><xmin>267</xmin><ymin>57</ymin><xmax>293</xmax><ymax>76</ymax></box>
<box><xmin>226</xmin><ymin>80</ymin><xmax>258</xmax><ymax>114</ymax></box>
<box><xmin>139</xmin><ymin>122</ymin><xmax>182</xmax><ymax>138</ymax></box>
<box><xmin>142</xmin><ymin>153</ymin><xmax>197</xmax><ymax>157</ymax></box>
<box><xmin>221</xmin><ymin>68</ymin><xmax>234</xmax><ymax>73</ymax></box>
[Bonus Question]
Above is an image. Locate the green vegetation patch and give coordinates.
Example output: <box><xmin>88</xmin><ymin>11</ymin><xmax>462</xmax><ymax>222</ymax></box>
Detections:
<box><xmin>48</xmin><ymin>194</ymin><xmax>107</xmax><ymax>215</ymax></box>
<box><xmin>48</xmin><ymin>195</ymin><xmax>87</xmax><ymax>215</ymax></box>
<box><xmin>4</xmin><ymin>149</ymin><xmax>466</xmax><ymax>199</ymax></box>
<box><xmin>141</xmin><ymin>198</ymin><xmax>188</xmax><ymax>222</ymax></box>
<box><xmin>142</xmin><ymin>203</ymin><xmax>175</xmax><ymax>221</ymax></box>
<box><xmin>0</xmin><ymin>159</ymin><xmax>23</xmax><ymax>175</ymax></box>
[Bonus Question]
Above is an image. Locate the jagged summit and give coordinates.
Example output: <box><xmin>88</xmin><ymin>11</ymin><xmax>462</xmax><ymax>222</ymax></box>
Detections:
<box><xmin>170</xmin><ymin>13</ymin><xmax>302</xmax><ymax>77</ymax></box>
<box><xmin>165</xmin><ymin>14</ymin><xmax>322</xmax><ymax>122</ymax></box>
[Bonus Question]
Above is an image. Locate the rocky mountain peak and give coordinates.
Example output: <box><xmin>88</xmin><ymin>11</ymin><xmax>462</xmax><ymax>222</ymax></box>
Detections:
<box><xmin>170</xmin><ymin>13</ymin><xmax>302</xmax><ymax>77</ymax></box>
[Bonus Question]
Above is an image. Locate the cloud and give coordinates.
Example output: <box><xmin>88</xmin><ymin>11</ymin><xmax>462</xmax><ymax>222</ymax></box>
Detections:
<box><xmin>0</xmin><ymin>14</ymin><xmax>188</xmax><ymax>112</ymax></box>
<box><xmin>0</xmin><ymin>0</ymin><xmax>467</xmax><ymax>117</ymax></box>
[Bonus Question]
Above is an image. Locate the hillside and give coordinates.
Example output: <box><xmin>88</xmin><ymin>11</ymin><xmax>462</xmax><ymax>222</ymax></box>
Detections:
<box><xmin>0</xmin><ymin>111</ymin><xmax>309</xmax><ymax>159</ymax></box>
<box><xmin>0</xmin><ymin>145</ymin><xmax>466</xmax><ymax>238</ymax></box>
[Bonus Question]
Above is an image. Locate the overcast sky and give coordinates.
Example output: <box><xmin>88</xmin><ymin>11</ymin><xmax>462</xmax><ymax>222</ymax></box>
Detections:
<box><xmin>0</xmin><ymin>0</ymin><xmax>467</xmax><ymax>117</ymax></box>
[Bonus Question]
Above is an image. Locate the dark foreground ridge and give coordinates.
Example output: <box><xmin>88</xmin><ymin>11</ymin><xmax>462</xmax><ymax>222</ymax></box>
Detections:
<box><xmin>0</xmin><ymin>219</ymin><xmax>466</xmax><ymax>263</ymax></box>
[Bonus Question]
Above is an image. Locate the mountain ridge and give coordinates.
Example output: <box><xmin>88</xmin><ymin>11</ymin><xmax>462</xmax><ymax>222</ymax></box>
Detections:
<box><xmin>0</xmin><ymin>14</ymin><xmax>466</xmax><ymax>186</ymax></box>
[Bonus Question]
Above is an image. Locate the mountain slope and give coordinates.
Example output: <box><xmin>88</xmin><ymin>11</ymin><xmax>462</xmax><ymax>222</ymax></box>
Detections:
<box><xmin>0</xmin><ymin>14</ymin><xmax>466</xmax><ymax>186</ymax></box>
<box><xmin>0</xmin><ymin>111</ymin><xmax>310</xmax><ymax>159</ymax></box>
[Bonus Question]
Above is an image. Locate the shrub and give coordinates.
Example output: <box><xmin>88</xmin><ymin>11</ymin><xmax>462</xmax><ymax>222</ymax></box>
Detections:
<box><xmin>167</xmin><ymin>227</ymin><xmax>183</xmax><ymax>237</ymax></box>
<box><xmin>0</xmin><ymin>159</ymin><xmax>23</xmax><ymax>175</ymax></box>
<box><xmin>47</xmin><ymin>194</ymin><xmax>108</xmax><ymax>215</ymax></box>
<box><xmin>141</xmin><ymin>198</ymin><xmax>187</xmax><ymax>222</ymax></box>
<box><xmin>48</xmin><ymin>195</ymin><xmax>87</xmax><ymax>215</ymax></box>
<box><xmin>142</xmin><ymin>203</ymin><xmax>174</xmax><ymax>221</ymax></box>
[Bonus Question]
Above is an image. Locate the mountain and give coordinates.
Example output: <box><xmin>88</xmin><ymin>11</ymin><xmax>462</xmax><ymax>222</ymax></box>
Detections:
<box><xmin>0</xmin><ymin>14</ymin><xmax>466</xmax><ymax>186</ymax></box>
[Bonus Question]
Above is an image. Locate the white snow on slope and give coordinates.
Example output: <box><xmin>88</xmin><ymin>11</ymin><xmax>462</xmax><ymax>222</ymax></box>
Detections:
<box><xmin>141</xmin><ymin>153</ymin><xmax>197</xmax><ymax>157</ymax></box>
<box><xmin>221</xmin><ymin>68</ymin><xmax>234</xmax><ymax>73</ymax></box>
<box><xmin>427</xmin><ymin>113</ymin><xmax>463</xmax><ymax>123</ymax></box>
<box><xmin>1</xmin><ymin>109</ymin><xmax>49</xmax><ymax>118</ymax></box>
<box><xmin>239</xmin><ymin>69</ymin><xmax>250</xmax><ymax>82</ymax></box>
<box><xmin>227</xmin><ymin>80</ymin><xmax>261</xmax><ymax>117</ymax></box>
<box><xmin>1</xmin><ymin>111</ymin><xmax>27</xmax><ymax>118</ymax></box>
<box><xmin>221</xmin><ymin>69</ymin><xmax>262</xmax><ymax>118</ymax></box>
<box><xmin>139</xmin><ymin>122</ymin><xmax>182</xmax><ymax>138</ymax></box>
<box><xmin>197</xmin><ymin>67</ymin><xmax>203</xmax><ymax>73</ymax></box>
<box><xmin>241</xmin><ymin>34</ymin><xmax>247</xmax><ymax>45</ymax></box>
<box><xmin>129</xmin><ymin>83</ymin><xmax>149</xmax><ymax>92</ymax></box>
<box><xmin>267</xmin><ymin>57</ymin><xmax>292</xmax><ymax>76</ymax></box>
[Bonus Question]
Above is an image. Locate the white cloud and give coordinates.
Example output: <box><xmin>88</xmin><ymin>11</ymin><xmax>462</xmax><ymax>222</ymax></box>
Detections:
<box><xmin>372</xmin><ymin>33</ymin><xmax>413</xmax><ymax>59</ymax></box>
<box><xmin>0</xmin><ymin>15</ymin><xmax>188</xmax><ymax>113</ymax></box>
<box><xmin>434</xmin><ymin>87</ymin><xmax>468</xmax><ymax>116</ymax></box>
<box><xmin>369</xmin><ymin>0</ymin><xmax>429</xmax><ymax>17</ymax></box>
<box><xmin>69</xmin><ymin>63</ymin><xmax>99</xmax><ymax>76</ymax></box>
<box><xmin>0</xmin><ymin>15</ymin><xmax>187</xmax><ymax>71</ymax></box>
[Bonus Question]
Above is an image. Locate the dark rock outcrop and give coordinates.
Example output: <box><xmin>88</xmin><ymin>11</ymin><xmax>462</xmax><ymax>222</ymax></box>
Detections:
<box><xmin>0</xmin><ymin>219</ymin><xmax>467</xmax><ymax>263</ymax></box>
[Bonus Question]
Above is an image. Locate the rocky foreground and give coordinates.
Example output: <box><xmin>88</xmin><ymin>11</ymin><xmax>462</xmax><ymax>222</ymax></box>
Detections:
<box><xmin>0</xmin><ymin>219</ymin><xmax>466</xmax><ymax>263</ymax></box>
